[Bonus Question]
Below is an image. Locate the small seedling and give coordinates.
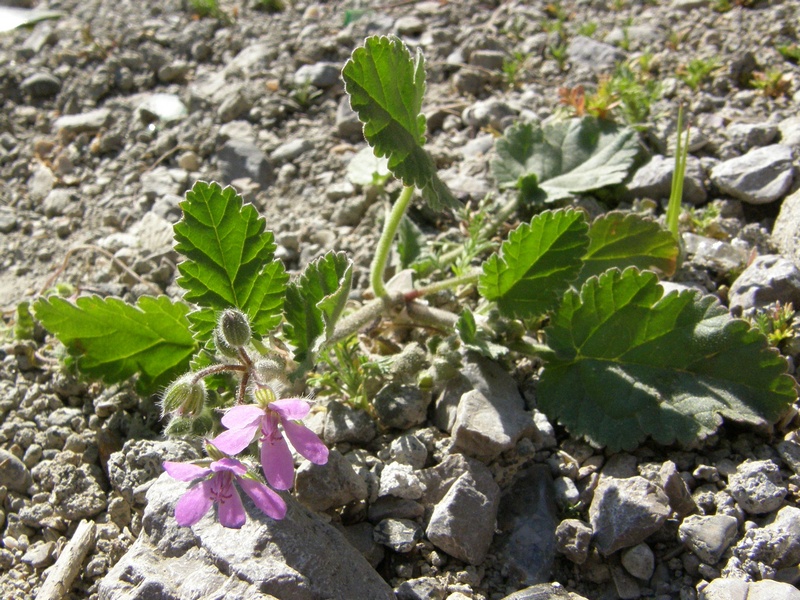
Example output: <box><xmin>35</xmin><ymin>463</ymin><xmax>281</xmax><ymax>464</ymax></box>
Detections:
<box><xmin>677</xmin><ymin>57</ymin><xmax>720</xmax><ymax>91</ymax></box>
<box><xmin>576</xmin><ymin>21</ymin><xmax>597</xmax><ymax>38</ymax></box>
<box><xmin>778</xmin><ymin>43</ymin><xmax>800</xmax><ymax>64</ymax></box>
<box><xmin>751</xmin><ymin>69</ymin><xmax>793</xmax><ymax>98</ymax></box>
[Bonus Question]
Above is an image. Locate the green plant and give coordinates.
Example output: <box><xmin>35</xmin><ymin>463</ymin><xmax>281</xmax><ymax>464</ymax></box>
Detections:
<box><xmin>677</xmin><ymin>57</ymin><xmax>720</xmax><ymax>91</ymax></box>
<box><xmin>778</xmin><ymin>43</ymin><xmax>800</xmax><ymax>64</ymax></box>
<box><xmin>549</xmin><ymin>41</ymin><xmax>569</xmax><ymax>71</ymax></box>
<box><xmin>576</xmin><ymin>22</ymin><xmax>597</xmax><ymax>37</ymax></box>
<box><xmin>254</xmin><ymin>0</ymin><xmax>285</xmax><ymax>12</ymax></box>
<box><xmin>503</xmin><ymin>51</ymin><xmax>528</xmax><ymax>90</ymax></box>
<box><xmin>747</xmin><ymin>302</ymin><xmax>800</xmax><ymax>352</ymax></box>
<box><xmin>32</xmin><ymin>35</ymin><xmax>795</xmax><ymax>456</ymax></box>
<box><xmin>607</xmin><ymin>61</ymin><xmax>661</xmax><ymax>127</ymax></box>
<box><xmin>289</xmin><ymin>79</ymin><xmax>323</xmax><ymax>111</ymax></box>
<box><xmin>665</xmin><ymin>105</ymin><xmax>689</xmax><ymax>243</ymax></box>
<box><xmin>187</xmin><ymin>0</ymin><xmax>230</xmax><ymax>22</ymax></box>
<box><xmin>751</xmin><ymin>69</ymin><xmax>793</xmax><ymax>98</ymax></box>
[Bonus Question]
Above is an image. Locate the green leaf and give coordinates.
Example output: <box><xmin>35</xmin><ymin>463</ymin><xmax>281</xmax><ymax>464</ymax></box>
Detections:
<box><xmin>396</xmin><ymin>216</ymin><xmax>425</xmax><ymax>269</ymax></box>
<box><xmin>577</xmin><ymin>212</ymin><xmax>679</xmax><ymax>285</ymax></box>
<box><xmin>492</xmin><ymin>117</ymin><xmax>639</xmax><ymax>203</ymax></box>
<box><xmin>33</xmin><ymin>295</ymin><xmax>197</xmax><ymax>394</ymax></box>
<box><xmin>174</xmin><ymin>181</ymin><xmax>288</xmax><ymax>342</ymax></box>
<box><xmin>538</xmin><ymin>268</ymin><xmax>796</xmax><ymax>451</ymax></box>
<box><xmin>14</xmin><ymin>301</ymin><xmax>35</xmax><ymax>340</ymax></box>
<box><xmin>284</xmin><ymin>251</ymin><xmax>353</xmax><ymax>370</ymax></box>
<box><xmin>479</xmin><ymin>209</ymin><xmax>589</xmax><ymax>318</ymax></box>
<box><xmin>346</xmin><ymin>146</ymin><xmax>391</xmax><ymax>187</ymax></box>
<box><xmin>342</xmin><ymin>35</ymin><xmax>458</xmax><ymax>211</ymax></box>
<box><xmin>456</xmin><ymin>309</ymin><xmax>507</xmax><ymax>359</ymax></box>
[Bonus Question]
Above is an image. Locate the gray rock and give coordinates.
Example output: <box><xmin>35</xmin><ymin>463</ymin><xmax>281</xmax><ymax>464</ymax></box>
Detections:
<box><xmin>20</xmin><ymin>72</ymin><xmax>61</xmax><ymax>98</ymax></box>
<box><xmin>107</xmin><ymin>439</ymin><xmax>200</xmax><ymax>504</ymax></box>
<box><xmin>462</xmin><ymin>99</ymin><xmax>517</xmax><ymax>130</ymax></box>
<box><xmin>270</xmin><ymin>138</ymin><xmax>312</xmax><ymax>163</ymax></box>
<box><xmin>216</xmin><ymin>139</ymin><xmax>274</xmax><ymax>190</ymax></box>
<box><xmin>294</xmin><ymin>62</ymin><xmax>340</xmax><ymax>88</ymax></box>
<box><xmin>335</xmin><ymin>96</ymin><xmax>362</xmax><ymax>139</ymax></box>
<box><xmin>452</xmin><ymin>389</ymin><xmax>533</xmax><ymax>462</ymax></box>
<box><xmin>100</xmin><ymin>473</ymin><xmax>394</xmax><ymax>600</ymax></box>
<box><xmin>567</xmin><ymin>36</ymin><xmax>625</xmax><ymax>73</ymax></box>
<box><xmin>620</xmin><ymin>543</ymin><xmax>654</xmax><ymax>581</ymax></box>
<box><xmin>554</xmin><ymin>519</ymin><xmax>592</xmax><ymax>565</ymax></box>
<box><xmin>378</xmin><ymin>462</ymin><xmax>425</xmax><ymax>500</ymax></box>
<box><xmin>500</xmin><ymin>583</ymin><xmax>588</xmax><ymax>600</ymax></box>
<box><xmin>626</xmin><ymin>154</ymin><xmax>707</xmax><ymax>205</ymax></box>
<box><xmin>50</xmin><ymin>462</ymin><xmax>107</xmax><ymax>519</ymax></box>
<box><xmin>27</xmin><ymin>163</ymin><xmax>55</xmax><ymax>202</ymax></box>
<box><xmin>389</xmin><ymin>434</ymin><xmax>428</xmax><ymax>469</ymax></box>
<box><xmin>372</xmin><ymin>383</ymin><xmax>429</xmax><ymax>430</ymax></box>
<box><xmin>419</xmin><ymin>453</ymin><xmax>495</xmax><ymax>507</ymax></box>
<box><xmin>426</xmin><ymin>470</ymin><xmax>500</xmax><ymax>565</ymax></box>
<box><xmin>394</xmin><ymin>16</ymin><xmax>425</xmax><ymax>36</ymax></box>
<box><xmin>323</xmin><ymin>401</ymin><xmax>376</xmax><ymax>444</ymax></box>
<box><xmin>659</xmin><ymin>460</ymin><xmax>697</xmax><ymax>517</ymax></box>
<box><xmin>732</xmin><ymin>505</ymin><xmax>800</xmax><ymax>571</ymax></box>
<box><xmin>138</xmin><ymin>93</ymin><xmax>187</xmax><ymax>124</ymax></box>
<box><xmin>469</xmin><ymin>49</ymin><xmax>506</xmax><ymax>71</ymax></box>
<box><xmin>589</xmin><ymin>476</ymin><xmax>671</xmax><ymax>555</ymax></box>
<box><xmin>495</xmin><ymin>465</ymin><xmax>558</xmax><ymax>585</ymax></box>
<box><xmin>54</xmin><ymin>108</ymin><xmax>112</xmax><ymax>134</ymax></box>
<box><xmin>374</xmin><ymin>518</ymin><xmax>423</xmax><ymax>553</ymax></box>
<box><xmin>701</xmin><ymin>578</ymin><xmax>800</xmax><ymax>600</ymax></box>
<box><xmin>710</xmin><ymin>145</ymin><xmax>794</xmax><ymax>204</ymax></box>
<box><xmin>0</xmin><ymin>207</ymin><xmax>17</xmax><ymax>233</ymax></box>
<box><xmin>777</xmin><ymin>439</ymin><xmax>800</xmax><ymax>475</ymax></box>
<box><xmin>679</xmin><ymin>514</ymin><xmax>739</xmax><ymax>564</ymax></box>
<box><xmin>217</xmin><ymin>88</ymin><xmax>252</xmax><ymax>123</ymax></box>
<box><xmin>21</xmin><ymin>541</ymin><xmax>55</xmax><ymax>569</ymax></box>
<box><xmin>778</xmin><ymin>116</ymin><xmax>800</xmax><ymax>151</ymax></box>
<box><xmin>0</xmin><ymin>449</ymin><xmax>31</xmax><ymax>493</ymax></box>
<box><xmin>728</xmin><ymin>122</ymin><xmax>778</xmax><ymax>150</ymax></box>
<box><xmin>772</xmin><ymin>188</ymin><xmax>800</xmax><ymax>269</ymax></box>
<box><xmin>728</xmin><ymin>254</ymin><xmax>800</xmax><ymax>311</ymax></box>
<box><xmin>728</xmin><ymin>459</ymin><xmax>787</xmax><ymax>515</ymax></box>
<box><xmin>433</xmin><ymin>374</ymin><xmax>472</xmax><ymax>433</ymax></box>
<box><xmin>395</xmin><ymin>576</ymin><xmax>446</xmax><ymax>600</ymax></box>
<box><xmin>553</xmin><ymin>476</ymin><xmax>580</xmax><ymax>509</ymax></box>
<box><xmin>368</xmin><ymin>496</ymin><xmax>425</xmax><ymax>522</ymax></box>
<box><xmin>41</xmin><ymin>189</ymin><xmax>75</xmax><ymax>217</ymax></box>
<box><xmin>337</xmin><ymin>522</ymin><xmax>384</xmax><ymax>568</ymax></box>
<box><xmin>295</xmin><ymin>449</ymin><xmax>368</xmax><ymax>511</ymax></box>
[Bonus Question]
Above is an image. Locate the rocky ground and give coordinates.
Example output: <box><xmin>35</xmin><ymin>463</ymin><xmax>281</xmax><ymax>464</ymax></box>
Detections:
<box><xmin>2</xmin><ymin>0</ymin><xmax>800</xmax><ymax>598</ymax></box>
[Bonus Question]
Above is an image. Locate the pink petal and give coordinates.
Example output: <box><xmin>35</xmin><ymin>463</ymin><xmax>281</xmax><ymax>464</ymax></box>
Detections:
<box><xmin>282</xmin><ymin>420</ymin><xmax>329</xmax><ymax>465</ymax></box>
<box><xmin>163</xmin><ymin>461</ymin><xmax>211</xmax><ymax>482</ymax></box>
<box><xmin>210</xmin><ymin>457</ymin><xmax>247</xmax><ymax>476</ymax></box>
<box><xmin>211</xmin><ymin>423</ymin><xmax>260</xmax><ymax>455</ymax></box>
<box><xmin>174</xmin><ymin>480</ymin><xmax>213</xmax><ymax>526</ymax></box>
<box><xmin>238</xmin><ymin>478</ymin><xmax>287</xmax><ymax>520</ymax></box>
<box><xmin>221</xmin><ymin>405</ymin><xmax>265</xmax><ymax>429</ymax></box>
<box><xmin>268</xmin><ymin>398</ymin><xmax>310</xmax><ymax>421</ymax></box>
<box><xmin>260</xmin><ymin>434</ymin><xmax>295</xmax><ymax>490</ymax></box>
<box><xmin>217</xmin><ymin>485</ymin><xmax>246</xmax><ymax>529</ymax></box>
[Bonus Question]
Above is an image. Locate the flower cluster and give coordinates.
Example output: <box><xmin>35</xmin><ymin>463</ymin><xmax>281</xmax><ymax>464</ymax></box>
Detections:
<box><xmin>164</xmin><ymin>388</ymin><xmax>328</xmax><ymax>529</ymax></box>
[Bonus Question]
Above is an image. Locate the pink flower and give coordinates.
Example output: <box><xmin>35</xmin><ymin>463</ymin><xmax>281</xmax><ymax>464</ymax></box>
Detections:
<box><xmin>163</xmin><ymin>457</ymin><xmax>286</xmax><ymax>528</ymax></box>
<box><xmin>211</xmin><ymin>398</ymin><xmax>329</xmax><ymax>490</ymax></box>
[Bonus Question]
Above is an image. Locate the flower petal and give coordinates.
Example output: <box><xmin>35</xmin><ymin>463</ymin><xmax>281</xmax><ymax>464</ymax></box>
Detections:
<box><xmin>269</xmin><ymin>398</ymin><xmax>310</xmax><ymax>421</ymax></box>
<box><xmin>211</xmin><ymin>425</ymin><xmax>259</xmax><ymax>455</ymax></box>
<box><xmin>238</xmin><ymin>478</ymin><xmax>287</xmax><ymax>520</ymax></box>
<box><xmin>221</xmin><ymin>405</ymin><xmax>265</xmax><ymax>430</ymax></box>
<box><xmin>163</xmin><ymin>461</ymin><xmax>211</xmax><ymax>482</ymax></box>
<box><xmin>217</xmin><ymin>484</ymin><xmax>246</xmax><ymax>529</ymax></box>
<box><xmin>260</xmin><ymin>433</ymin><xmax>295</xmax><ymax>490</ymax></box>
<box><xmin>210</xmin><ymin>457</ymin><xmax>247</xmax><ymax>476</ymax></box>
<box><xmin>282</xmin><ymin>420</ymin><xmax>329</xmax><ymax>465</ymax></box>
<box><xmin>174</xmin><ymin>480</ymin><xmax>213</xmax><ymax>526</ymax></box>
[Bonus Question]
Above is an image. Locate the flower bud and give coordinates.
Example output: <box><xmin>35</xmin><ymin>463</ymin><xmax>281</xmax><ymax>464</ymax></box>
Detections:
<box><xmin>217</xmin><ymin>309</ymin><xmax>251</xmax><ymax>348</ymax></box>
<box><xmin>213</xmin><ymin>327</ymin><xmax>240</xmax><ymax>359</ymax></box>
<box><xmin>161</xmin><ymin>374</ymin><xmax>206</xmax><ymax>417</ymax></box>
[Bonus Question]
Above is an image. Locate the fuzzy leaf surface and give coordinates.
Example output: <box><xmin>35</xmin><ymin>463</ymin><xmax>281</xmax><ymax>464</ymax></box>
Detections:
<box><xmin>538</xmin><ymin>268</ymin><xmax>796</xmax><ymax>451</ymax></box>
<box><xmin>479</xmin><ymin>209</ymin><xmax>589</xmax><ymax>318</ymax></box>
<box><xmin>342</xmin><ymin>35</ymin><xmax>458</xmax><ymax>210</ymax></box>
<box><xmin>34</xmin><ymin>295</ymin><xmax>196</xmax><ymax>394</ymax></box>
<box><xmin>576</xmin><ymin>212</ymin><xmax>679</xmax><ymax>285</ymax></box>
<box><xmin>284</xmin><ymin>251</ymin><xmax>353</xmax><ymax>370</ymax></box>
<box><xmin>456</xmin><ymin>309</ymin><xmax>507</xmax><ymax>359</ymax></box>
<box><xmin>174</xmin><ymin>181</ymin><xmax>288</xmax><ymax>342</ymax></box>
<box><xmin>492</xmin><ymin>117</ymin><xmax>639</xmax><ymax>203</ymax></box>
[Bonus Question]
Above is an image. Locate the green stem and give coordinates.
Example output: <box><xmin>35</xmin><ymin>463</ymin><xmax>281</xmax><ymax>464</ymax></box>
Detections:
<box><xmin>405</xmin><ymin>271</ymin><xmax>481</xmax><ymax>300</ymax></box>
<box><xmin>371</xmin><ymin>185</ymin><xmax>415</xmax><ymax>299</ymax></box>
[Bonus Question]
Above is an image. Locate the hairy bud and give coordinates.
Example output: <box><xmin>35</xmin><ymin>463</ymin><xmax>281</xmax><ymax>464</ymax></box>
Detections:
<box><xmin>213</xmin><ymin>327</ymin><xmax>240</xmax><ymax>359</ymax></box>
<box><xmin>217</xmin><ymin>309</ymin><xmax>251</xmax><ymax>348</ymax></box>
<box><xmin>161</xmin><ymin>374</ymin><xmax>206</xmax><ymax>418</ymax></box>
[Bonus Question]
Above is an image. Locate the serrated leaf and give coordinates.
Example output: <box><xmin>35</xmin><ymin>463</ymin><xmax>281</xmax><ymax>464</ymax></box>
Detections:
<box><xmin>284</xmin><ymin>252</ymin><xmax>353</xmax><ymax>371</ymax></box>
<box><xmin>576</xmin><ymin>211</ymin><xmax>679</xmax><ymax>285</ymax></box>
<box><xmin>492</xmin><ymin>117</ymin><xmax>639</xmax><ymax>203</ymax></box>
<box><xmin>456</xmin><ymin>309</ymin><xmax>507</xmax><ymax>359</ymax></box>
<box><xmin>479</xmin><ymin>209</ymin><xmax>589</xmax><ymax>318</ymax></box>
<box><xmin>33</xmin><ymin>295</ymin><xmax>197</xmax><ymax>394</ymax></box>
<box><xmin>538</xmin><ymin>268</ymin><xmax>796</xmax><ymax>451</ymax></box>
<box><xmin>342</xmin><ymin>35</ymin><xmax>458</xmax><ymax>211</ymax></box>
<box><xmin>174</xmin><ymin>181</ymin><xmax>288</xmax><ymax>342</ymax></box>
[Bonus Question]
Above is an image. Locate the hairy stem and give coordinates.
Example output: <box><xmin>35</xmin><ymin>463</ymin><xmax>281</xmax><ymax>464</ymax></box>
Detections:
<box><xmin>191</xmin><ymin>363</ymin><xmax>247</xmax><ymax>383</ymax></box>
<box><xmin>370</xmin><ymin>185</ymin><xmax>415</xmax><ymax>298</ymax></box>
<box><xmin>404</xmin><ymin>271</ymin><xmax>481</xmax><ymax>301</ymax></box>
